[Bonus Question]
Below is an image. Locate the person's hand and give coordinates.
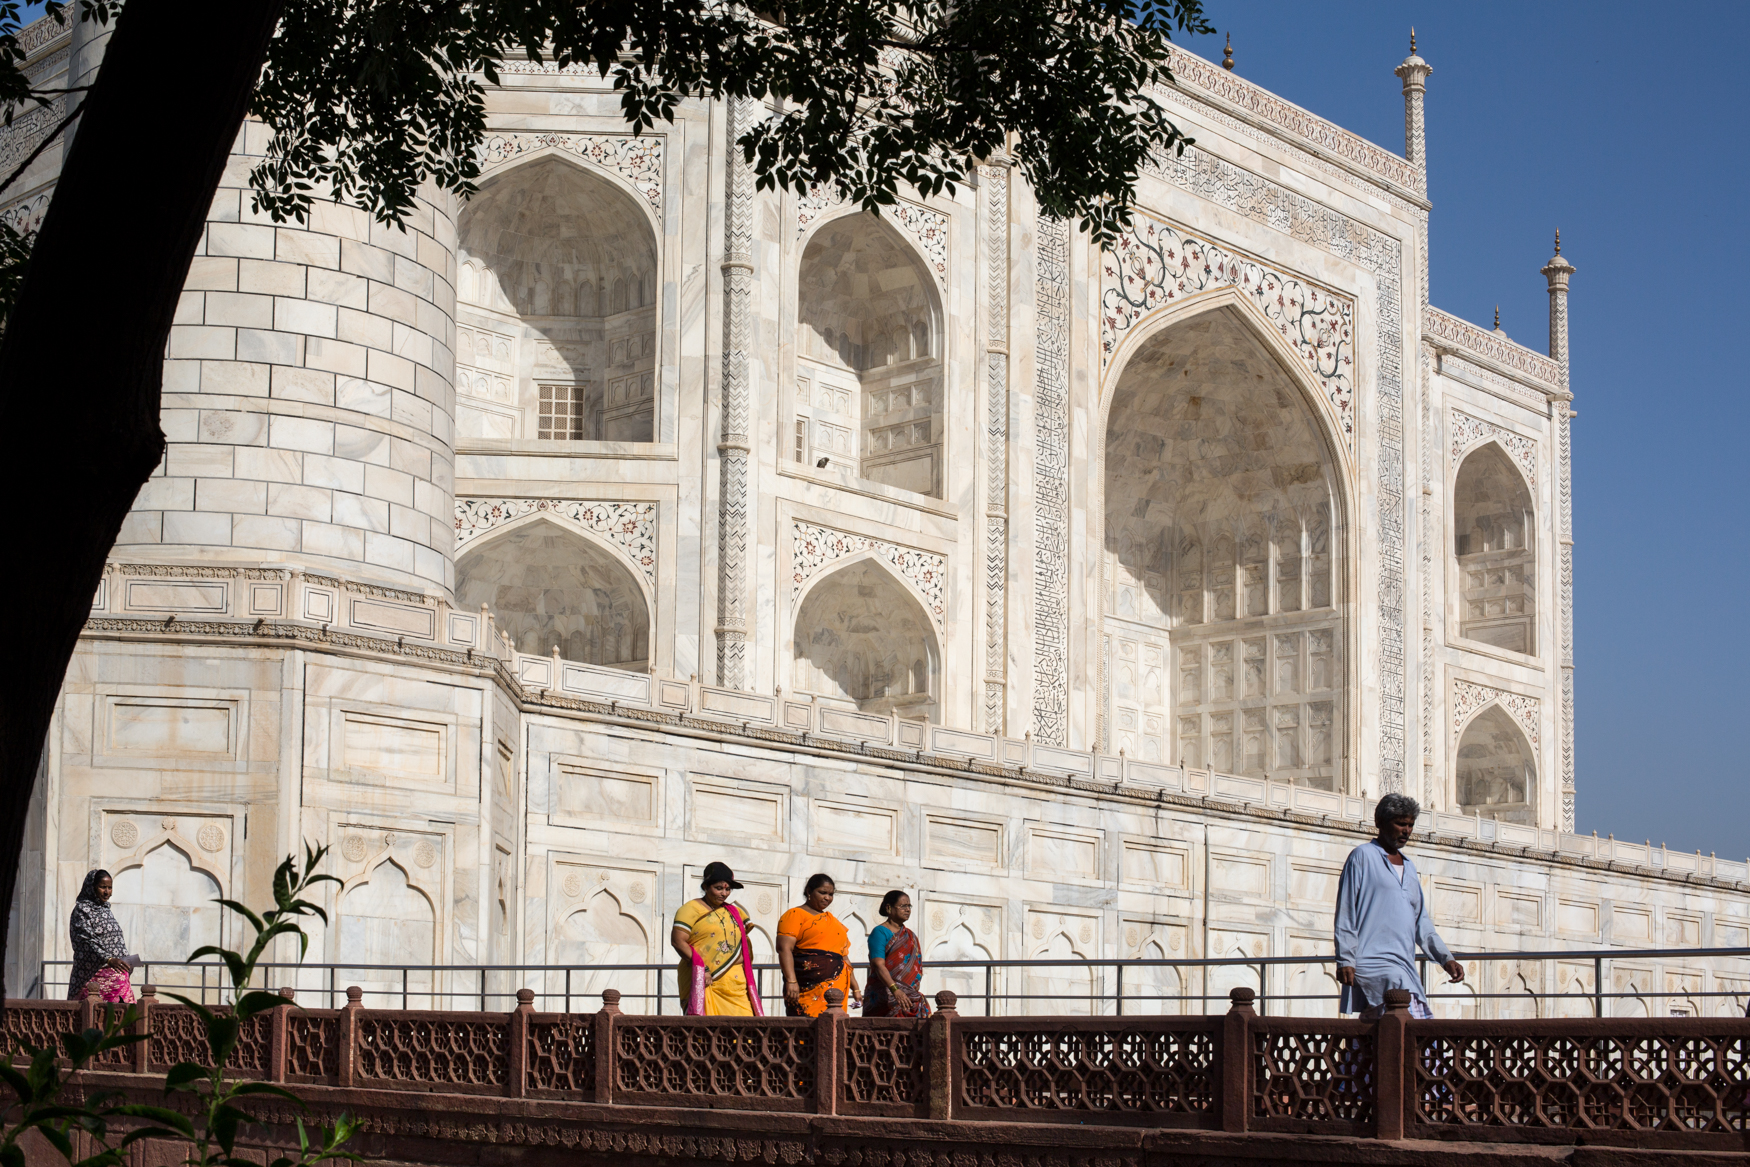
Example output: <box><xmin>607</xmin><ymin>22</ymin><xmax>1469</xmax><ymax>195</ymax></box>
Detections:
<box><xmin>1443</xmin><ymin>960</ymin><xmax>1465</xmax><ymax>984</ymax></box>
<box><xmin>851</xmin><ymin>986</ymin><xmax>864</xmax><ymax>1006</ymax></box>
<box><xmin>1336</xmin><ymin>966</ymin><xmax>1356</xmax><ymax>986</ymax></box>
<box><xmin>784</xmin><ymin>981</ymin><xmax>800</xmax><ymax>1007</ymax></box>
<box><xmin>106</xmin><ymin>957</ymin><xmax>131</xmax><ymax>972</ymax></box>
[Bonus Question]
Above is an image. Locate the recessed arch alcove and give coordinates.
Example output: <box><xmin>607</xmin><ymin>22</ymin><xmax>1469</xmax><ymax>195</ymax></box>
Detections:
<box><xmin>1454</xmin><ymin>704</ymin><xmax>1535</xmax><ymax>824</ymax></box>
<box><xmin>456</xmin><ymin>519</ymin><xmax>650</xmax><ymax>668</ymax></box>
<box><xmin>1100</xmin><ymin>303</ymin><xmax>1346</xmax><ymax>789</ymax></box>
<box><xmin>794</xmin><ymin>213</ymin><xmax>943</xmax><ymax>496</ymax></box>
<box><xmin>792</xmin><ymin>558</ymin><xmax>939</xmax><ymax>723</ymax></box>
<box><xmin>1453</xmin><ymin>443</ymin><xmax>1536</xmax><ymax>654</ymax></box>
<box><xmin>456</xmin><ymin>156</ymin><xmax>658</xmax><ymax>442</ymax></box>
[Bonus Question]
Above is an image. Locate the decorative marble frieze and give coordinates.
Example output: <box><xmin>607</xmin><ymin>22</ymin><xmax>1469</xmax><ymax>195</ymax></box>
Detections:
<box><xmin>476</xmin><ymin>133</ymin><xmax>663</xmax><ymax>212</ymax></box>
<box><xmin>796</xmin><ymin>187</ymin><xmax>948</xmax><ymax>286</ymax></box>
<box><xmin>790</xmin><ymin>522</ymin><xmax>946</xmax><ymax>631</ymax></box>
<box><xmin>454</xmin><ymin>498</ymin><xmax>657</xmax><ymax>589</ymax></box>
<box><xmin>0</xmin><ymin>96</ymin><xmax>65</xmax><ymax>173</ymax></box>
<box><xmin>1452</xmin><ymin>678</ymin><xmax>1540</xmax><ymax>752</ymax></box>
<box><xmin>1032</xmin><ymin>216</ymin><xmax>1071</xmax><ymax>746</ymax></box>
<box><xmin>1101</xmin><ymin>215</ymin><xmax>1356</xmax><ymax>448</ymax></box>
<box><xmin>1424</xmin><ymin>306</ymin><xmax>1562</xmax><ymax>392</ymax></box>
<box><xmin>1450</xmin><ymin>409</ymin><xmax>1537</xmax><ymax>487</ymax></box>
<box><xmin>1163</xmin><ymin>47</ymin><xmax>1425</xmax><ymax>197</ymax></box>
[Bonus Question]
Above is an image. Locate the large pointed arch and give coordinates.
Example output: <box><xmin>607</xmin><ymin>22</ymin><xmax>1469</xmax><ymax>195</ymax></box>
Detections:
<box><xmin>1093</xmin><ymin>293</ymin><xmax>1356</xmax><ymax>790</ymax></box>
<box><xmin>456</xmin><ymin>516</ymin><xmax>652</xmax><ymax>669</ymax></box>
<box><xmin>1452</xmin><ymin>701</ymin><xmax>1536</xmax><ymax>824</ymax></box>
<box><xmin>1451</xmin><ymin>440</ymin><xmax>1537</xmax><ymax>656</ymax></box>
<box><xmin>456</xmin><ymin>152</ymin><xmax>660</xmax><ymax>443</ymax></box>
<box><xmin>791</xmin><ymin>210</ymin><xmax>946</xmax><ymax>497</ymax></box>
<box><xmin>790</xmin><ymin>553</ymin><xmax>940</xmax><ymax>723</ymax></box>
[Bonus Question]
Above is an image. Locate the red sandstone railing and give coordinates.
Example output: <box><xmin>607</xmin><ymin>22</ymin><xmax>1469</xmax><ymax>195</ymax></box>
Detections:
<box><xmin>6</xmin><ymin>985</ymin><xmax>1749</xmax><ymax>1150</ymax></box>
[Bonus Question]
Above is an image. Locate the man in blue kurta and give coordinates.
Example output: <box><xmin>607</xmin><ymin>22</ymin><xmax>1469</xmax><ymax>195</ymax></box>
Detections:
<box><xmin>1334</xmin><ymin>793</ymin><xmax>1465</xmax><ymax>1018</ymax></box>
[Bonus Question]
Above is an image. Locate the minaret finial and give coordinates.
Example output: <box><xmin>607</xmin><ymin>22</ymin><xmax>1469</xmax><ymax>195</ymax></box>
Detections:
<box><xmin>1222</xmin><ymin>32</ymin><xmax>1234</xmax><ymax>71</ymax></box>
<box><xmin>1554</xmin><ymin>228</ymin><xmax>1561</xmax><ymax>255</ymax></box>
<box><xmin>1493</xmin><ymin>305</ymin><xmax>1500</xmax><ymax>330</ymax></box>
<box><xmin>1410</xmin><ymin>27</ymin><xmax>1417</xmax><ymax>54</ymax></box>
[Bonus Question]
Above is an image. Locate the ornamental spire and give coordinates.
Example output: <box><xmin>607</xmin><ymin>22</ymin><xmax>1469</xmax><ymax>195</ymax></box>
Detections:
<box><xmin>1394</xmin><ymin>30</ymin><xmax>1432</xmax><ymax>171</ymax></box>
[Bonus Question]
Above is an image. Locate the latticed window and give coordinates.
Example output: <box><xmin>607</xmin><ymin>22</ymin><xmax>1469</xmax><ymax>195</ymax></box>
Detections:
<box><xmin>538</xmin><ymin>384</ymin><xmax>587</xmax><ymax>440</ymax></box>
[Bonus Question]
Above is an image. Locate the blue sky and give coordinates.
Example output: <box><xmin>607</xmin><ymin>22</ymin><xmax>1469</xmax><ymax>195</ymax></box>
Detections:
<box><xmin>14</xmin><ymin>2</ymin><xmax>1745</xmax><ymax>856</ymax></box>
<box><xmin>1183</xmin><ymin>3</ymin><xmax>1750</xmax><ymax>858</ymax></box>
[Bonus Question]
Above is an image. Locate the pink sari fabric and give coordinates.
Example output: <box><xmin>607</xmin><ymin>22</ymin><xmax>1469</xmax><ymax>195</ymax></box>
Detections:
<box><xmin>76</xmin><ymin>966</ymin><xmax>135</xmax><ymax>1004</ymax></box>
<box><xmin>685</xmin><ymin>902</ymin><xmax>764</xmax><ymax>1017</ymax></box>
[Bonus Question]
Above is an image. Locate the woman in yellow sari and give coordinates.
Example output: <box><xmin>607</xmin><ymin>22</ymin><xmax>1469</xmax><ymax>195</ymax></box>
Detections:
<box><xmin>671</xmin><ymin>862</ymin><xmax>763</xmax><ymax>1015</ymax></box>
<box><xmin>777</xmin><ymin>873</ymin><xmax>861</xmax><ymax>1016</ymax></box>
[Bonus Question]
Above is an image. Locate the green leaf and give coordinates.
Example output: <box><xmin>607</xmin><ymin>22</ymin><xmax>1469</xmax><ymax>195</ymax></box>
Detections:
<box><xmin>234</xmin><ymin>990</ymin><xmax>287</xmax><ymax>1021</ymax></box>
<box><xmin>113</xmin><ymin>1105</ymin><xmax>196</xmax><ymax>1138</ymax></box>
<box><xmin>204</xmin><ymin>1014</ymin><xmax>240</xmax><ymax>1064</ymax></box>
<box><xmin>35</xmin><ymin>1124</ymin><xmax>71</xmax><ymax>1159</ymax></box>
<box><xmin>0</xmin><ymin>1060</ymin><xmax>32</xmax><ymax>1101</ymax></box>
<box><xmin>216</xmin><ymin>898</ymin><xmax>267</xmax><ymax>936</ymax></box>
<box><xmin>1</xmin><ymin>1141</ymin><xmax>27</xmax><ymax>1167</ymax></box>
<box><xmin>227</xmin><ymin>1082</ymin><xmax>305</xmax><ymax>1107</ymax></box>
<box><xmin>162</xmin><ymin>1061</ymin><xmax>210</xmax><ymax>1091</ymax></box>
<box><xmin>209</xmin><ymin>1103</ymin><xmax>246</xmax><ymax>1153</ymax></box>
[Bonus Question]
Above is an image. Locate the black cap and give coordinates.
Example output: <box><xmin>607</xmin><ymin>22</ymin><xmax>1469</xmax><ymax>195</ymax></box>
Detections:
<box><xmin>701</xmin><ymin>861</ymin><xmax>744</xmax><ymax>890</ymax></box>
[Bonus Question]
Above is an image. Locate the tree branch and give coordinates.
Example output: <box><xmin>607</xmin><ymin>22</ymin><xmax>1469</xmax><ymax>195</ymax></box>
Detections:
<box><xmin>0</xmin><ymin>95</ymin><xmax>82</xmax><ymax>199</ymax></box>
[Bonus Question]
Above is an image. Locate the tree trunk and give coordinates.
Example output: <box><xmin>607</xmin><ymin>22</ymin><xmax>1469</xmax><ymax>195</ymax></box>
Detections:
<box><xmin>0</xmin><ymin>0</ymin><xmax>283</xmax><ymax>1001</ymax></box>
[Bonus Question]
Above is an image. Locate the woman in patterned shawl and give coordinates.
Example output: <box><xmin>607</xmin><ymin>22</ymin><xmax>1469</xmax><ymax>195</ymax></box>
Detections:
<box><xmin>670</xmin><ymin>862</ymin><xmax>763</xmax><ymax>1016</ymax></box>
<box><xmin>777</xmin><ymin>874</ymin><xmax>861</xmax><ymax>1017</ymax></box>
<box><xmin>864</xmin><ymin>891</ymin><xmax>930</xmax><ymax>1018</ymax></box>
<box><xmin>68</xmin><ymin>869</ymin><xmax>135</xmax><ymax>1003</ymax></box>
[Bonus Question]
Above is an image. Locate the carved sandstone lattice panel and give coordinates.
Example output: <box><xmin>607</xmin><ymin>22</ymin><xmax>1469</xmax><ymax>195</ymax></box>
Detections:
<box><xmin>1251</xmin><ymin>1026</ymin><xmax>1376</xmax><ymax>1127</ymax></box>
<box><xmin>356</xmin><ymin>1016</ymin><xmax>509</xmax><ymax>1087</ymax></box>
<box><xmin>614</xmin><ymin>1020</ymin><xmax>817</xmax><ymax>1106</ymax></box>
<box><xmin>146</xmin><ymin>1006</ymin><xmax>266</xmax><ymax>1073</ymax></box>
<box><xmin>0</xmin><ymin>1003</ymin><xmax>79</xmax><ymax>1060</ymax></box>
<box><xmin>1100</xmin><ymin>217</ymin><xmax>1355</xmax><ymax>448</ymax></box>
<box><xmin>286</xmin><ymin>1012</ymin><xmax>338</xmax><ymax>1080</ymax></box>
<box><xmin>841</xmin><ymin>1019</ymin><xmax>929</xmax><ymax>1115</ymax></box>
<box><xmin>527</xmin><ymin>1015</ymin><xmax>596</xmax><ymax>1094</ymax></box>
<box><xmin>1413</xmin><ymin>1032</ymin><xmax>1750</xmax><ymax>1133</ymax></box>
<box><xmin>956</xmin><ymin>1022</ymin><xmax>1217</xmax><ymax>1115</ymax></box>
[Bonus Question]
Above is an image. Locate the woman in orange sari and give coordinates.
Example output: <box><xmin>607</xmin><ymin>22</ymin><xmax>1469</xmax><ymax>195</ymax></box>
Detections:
<box><xmin>777</xmin><ymin>874</ymin><xmax>861</xmax><ymax>1016</ymax></box>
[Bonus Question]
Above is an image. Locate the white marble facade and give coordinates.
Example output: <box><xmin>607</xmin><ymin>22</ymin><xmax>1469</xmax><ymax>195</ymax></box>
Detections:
<box><xmin>6</xmin><ymin>20</ymin><xmax>1747</xmax><ymax>1014</ymax></box>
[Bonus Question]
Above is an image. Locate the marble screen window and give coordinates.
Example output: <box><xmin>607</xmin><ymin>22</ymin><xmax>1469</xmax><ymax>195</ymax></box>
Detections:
<box><xmin>1104</xmin><ymin>308</ymin><xmax>1343</xmax><ymax>789</ymax></box>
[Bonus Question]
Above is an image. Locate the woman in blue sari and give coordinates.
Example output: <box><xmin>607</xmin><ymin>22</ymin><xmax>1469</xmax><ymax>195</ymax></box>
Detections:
<box><xmin>865</xmin><ymin>890</ymin><xmax>930</xmax><ymax>1018</ymax></box>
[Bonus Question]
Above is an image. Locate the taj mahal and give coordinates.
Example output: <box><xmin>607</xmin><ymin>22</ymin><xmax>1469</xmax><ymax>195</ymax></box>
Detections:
<box><xmin>5</xmin><ymin>13</ymin><xmax>1747</xmax><ymax>1016</ymax></box>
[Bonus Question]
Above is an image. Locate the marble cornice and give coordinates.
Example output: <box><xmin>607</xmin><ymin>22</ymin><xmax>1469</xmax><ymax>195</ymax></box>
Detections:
<box><xmin>77</xmin><ymin>615</ymin><xmax>1750</xmax><ymax>897</ymax></box>
<box><xmin>1424</xmin><ymin>306</ymin><xmax>1565</xmax><ymax>397</ymax></box>
<box><xmin>1161</xmin><ymin>46</ymin><xmax>1428</xmax><ymax>209</ymax></box>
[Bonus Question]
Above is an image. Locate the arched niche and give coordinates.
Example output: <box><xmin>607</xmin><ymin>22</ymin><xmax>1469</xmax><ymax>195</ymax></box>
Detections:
<box><xmin>792</xmin><ymin>559</ymin><xmax>938</xmax><ymax>723</ymax></box>
<box><xmin>336</xmin><ymin>860</ymin><xmax>436</xmax><ymax>1005</ymax></box>
<box><xmin>554</xmin><ymin>888</ymin><xmax>649</xmax><ymax>1000</ymax></box>
<box><xmin>456</xmin><ymin>519</ymin><xmax>650</xmax><ymax>668</ymax></box>
<box><xmin>1101</xmin><ymin>306</ymin><xmax>1344</xmax><ymax>789</ymax></box>
<box><xmin>1453</xmin><ymin>443</ymin><xmax>1535</xmax><ymax>655</ymax></box>
<box><xmin>794</xmin><ymin>213</ymin><xmax>943</xmax><ymax>497</ymax></box>
<box><xmin>456</xmin><ymin>156</ymin><xmax>657</xmax><ymax>443</ymax></box>
<box><xmin>110</xmin><ymin>841</ymin><xmax>222</xmax><ymax>966</ymax></box>
<box><xmin>1455</xmin><ymin>704</ymin><xmax>1535</xmax><ymax>824</ymax></box>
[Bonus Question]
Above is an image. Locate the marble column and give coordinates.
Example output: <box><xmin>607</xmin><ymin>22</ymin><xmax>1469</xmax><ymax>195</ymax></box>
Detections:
<box><xmin>1542</xmin><ymin>234</ymin><xmax>1577</xmax><ymax>831</ymax></box>
<box><xmin>715</xmin><ymin>96</ymin><xmax>753</xmax><ymax>688</ymax></box>
<box><xmin>981</xmin><ymin>160</ymin><xmax>1011</xmax><ymax>735</ymax></box>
